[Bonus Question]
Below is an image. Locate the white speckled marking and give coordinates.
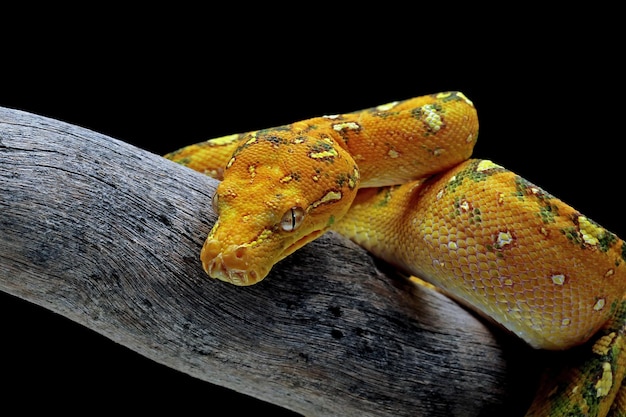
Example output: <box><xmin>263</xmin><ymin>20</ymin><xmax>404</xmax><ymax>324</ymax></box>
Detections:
<box><xmin>421</xmin><ymin>104</ymin><xmax>443</xmax><ymax>132</ymax></box>
<box><xmin>593</xmin><ymin>298</ymin><xmax>606</xmax><ymax>311</ymax></box>
<box><xmin>332</xmin><ymin>122</ymin><xmax>361</xmax><ymax>132</ymax></box>
<box><xmin>551</xmin><ymin>274</ymin><xmax>565</xmax><ymax>285</ymax></box>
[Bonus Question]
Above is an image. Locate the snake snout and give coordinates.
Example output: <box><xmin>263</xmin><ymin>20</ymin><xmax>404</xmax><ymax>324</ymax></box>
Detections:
<box><xmin>201</xmin><ymin>240</ymin><xmax>262</xmax><ymax>286</ymax></box>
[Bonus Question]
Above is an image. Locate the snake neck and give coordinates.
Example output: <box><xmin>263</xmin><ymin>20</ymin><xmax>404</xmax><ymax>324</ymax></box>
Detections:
<box><xmin>332</xmin><ymin>180</ymin><xmax>421</xmax><ymax>271</ymax></box>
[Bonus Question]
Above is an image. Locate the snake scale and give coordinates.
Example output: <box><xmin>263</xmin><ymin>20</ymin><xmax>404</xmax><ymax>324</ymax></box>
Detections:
<box><xmin>165</xmin><ymin>91</ymin><xmax>626</xmax><ymax>416</ymax></box>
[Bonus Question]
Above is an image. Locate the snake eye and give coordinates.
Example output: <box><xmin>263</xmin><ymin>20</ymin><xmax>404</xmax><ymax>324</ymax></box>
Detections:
<box><xmin>211</xmin><ymin>192</ymin><xmax>219</xmax><ymax>213</ymax></box>
<box><xmin>280</xmin><ymin>207</ymin><xmax>305</xmax><ymax>232</ymax></box>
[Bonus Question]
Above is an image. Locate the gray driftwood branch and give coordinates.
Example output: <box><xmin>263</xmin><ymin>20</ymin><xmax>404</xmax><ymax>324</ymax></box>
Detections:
<box><xmin>0</xmin><ymin>106</ymin><xmax>536</xmax><ymax>416</ymax></box>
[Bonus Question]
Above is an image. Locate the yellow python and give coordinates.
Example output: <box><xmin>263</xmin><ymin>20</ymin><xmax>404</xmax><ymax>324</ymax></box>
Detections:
<box><xmin>165</xmin><ymin>92</ymin><xmax>626</xmax><ymax>416</ymax></box>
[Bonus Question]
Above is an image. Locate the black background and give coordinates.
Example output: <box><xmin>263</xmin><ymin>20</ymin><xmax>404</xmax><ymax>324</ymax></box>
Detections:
<box><xmin>1</xmin><ymin>8</ymin><xmax>622</xmax><ymax>416</ymax></box>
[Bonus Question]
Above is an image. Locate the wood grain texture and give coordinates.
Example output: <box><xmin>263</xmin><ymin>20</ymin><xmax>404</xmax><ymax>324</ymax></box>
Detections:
<box><xmin>0</xmin><ymin>106</ymin><xmax>539</xmax><ymax>416</ymax></box>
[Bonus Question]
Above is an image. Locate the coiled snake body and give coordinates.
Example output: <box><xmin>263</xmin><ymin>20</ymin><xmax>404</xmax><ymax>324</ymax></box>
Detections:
<box><xmin>165</xmin><ymin>92</ymin><xmax>626</xmax><ymax>416</ymax></box>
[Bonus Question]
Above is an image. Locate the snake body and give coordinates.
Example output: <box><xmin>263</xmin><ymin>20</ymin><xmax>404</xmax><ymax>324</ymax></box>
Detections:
<box><xmin>165</xmin><ymin>92</ymin><xmax>626</xmax><ymax>416</ymax></box>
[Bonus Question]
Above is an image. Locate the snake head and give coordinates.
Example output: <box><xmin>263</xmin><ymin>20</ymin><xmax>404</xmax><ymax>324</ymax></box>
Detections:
<box><xmin>201</xmin><ymin>128</ymin><xmax>360</xmax><ymax>285</ymax></box>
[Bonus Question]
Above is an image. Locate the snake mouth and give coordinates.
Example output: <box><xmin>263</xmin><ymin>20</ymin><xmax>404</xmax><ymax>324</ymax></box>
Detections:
<box><xmin>204</xmin><ymin>253</ymin><xmax>260</xmax><ymax>286</ymax></box>
<box><xmin>201</xmin><ymin>243</ymin><xmax>264</xmax><ymax>286</ymax></box>
<box><xmin>200</xmin><ymin>228</ymin><xmax>328</xmax><ymax>286</ymax></box>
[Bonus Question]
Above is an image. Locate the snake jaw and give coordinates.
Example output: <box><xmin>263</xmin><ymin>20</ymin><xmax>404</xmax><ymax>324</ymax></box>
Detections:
<box><xmin>280</xmin><ymin>228</ymin><xmax>327</xmax><ymax>259</ymax></box>
<box><xmin>201</xmin><ymin>240</ymin><xmax>266</xmax><ymax>286</ymax></box>
<box><xmin>204</xmin><ymin>253</ymin><xmax>258</xmax><ymax>286</ymax></box>
<box><xmin>200</xmin><ymin>227</ymin><xmax>329</xmax><ymax>286</ymax></box>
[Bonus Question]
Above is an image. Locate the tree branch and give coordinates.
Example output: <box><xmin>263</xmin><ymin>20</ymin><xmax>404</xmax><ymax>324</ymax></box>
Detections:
<box><xmin>0</xmin><ymin>106</ymin><xmax>538</xmax><ymax>416</ymax></box>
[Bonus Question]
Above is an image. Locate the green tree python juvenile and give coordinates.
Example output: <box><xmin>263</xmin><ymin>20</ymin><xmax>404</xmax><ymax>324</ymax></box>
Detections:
<box><xmin>165</xmin><ymin>91</ymin><xmax>626</xmax><ymax>416</ymax></box>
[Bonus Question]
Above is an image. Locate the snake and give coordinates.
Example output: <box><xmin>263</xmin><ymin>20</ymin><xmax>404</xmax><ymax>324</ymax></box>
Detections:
<box><xmin>165</xmin><ymin>91</ymin><xmax>626</xmax><ymax>416</ymax></box>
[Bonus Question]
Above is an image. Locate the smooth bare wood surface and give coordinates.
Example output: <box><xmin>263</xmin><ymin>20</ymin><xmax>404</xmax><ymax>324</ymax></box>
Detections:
<box><xmin>0</xmin><ymin>106</ymin><xmax>538</xmax><ymax>416</ymax></box>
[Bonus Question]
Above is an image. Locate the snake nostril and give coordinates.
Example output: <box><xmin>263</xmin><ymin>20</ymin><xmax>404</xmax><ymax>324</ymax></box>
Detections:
<box><xmin>235</xmin><ymin>246</ymin><xmax>247</xmax><ymax>259</ymax></box>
